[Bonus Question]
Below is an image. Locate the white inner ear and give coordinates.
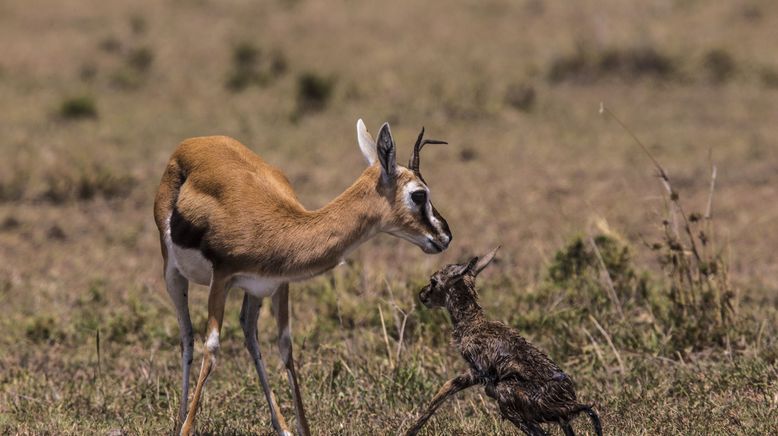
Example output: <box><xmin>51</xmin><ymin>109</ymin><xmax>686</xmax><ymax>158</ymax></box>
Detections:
<box><xmin>356</xmin><ymin>118</ymin><xmax>378</xmax><ymax>165</ymax></box>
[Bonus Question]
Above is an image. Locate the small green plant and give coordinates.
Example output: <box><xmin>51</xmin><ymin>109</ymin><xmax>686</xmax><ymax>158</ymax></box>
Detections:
<box><xmin>59</xmin><ymin>96</ymin><xmax>98</xmax><ymax>119</ymax></box>
<box><xmin>25</xmin><ymin>316</ymin><xmax>65</xmax><ymax>344</ymax></box>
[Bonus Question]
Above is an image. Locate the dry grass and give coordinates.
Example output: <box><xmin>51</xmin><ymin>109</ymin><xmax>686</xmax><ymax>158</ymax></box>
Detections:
<box><xmin>1</xmin><ymin>1</ymin><xmax>777</xmax><ymax>435</ymax></box>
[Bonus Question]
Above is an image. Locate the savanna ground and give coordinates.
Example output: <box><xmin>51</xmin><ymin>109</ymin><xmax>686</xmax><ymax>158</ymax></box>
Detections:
<box><xmin>1</xmin><ymin>1</ymin><xmax>777</xmax><ymax>434</ymax></box>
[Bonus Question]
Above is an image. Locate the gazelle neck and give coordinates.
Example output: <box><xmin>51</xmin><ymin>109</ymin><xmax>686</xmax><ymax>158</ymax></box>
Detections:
<box><xmin>280</xmin><ymin>165</ymin><xmax>390</xmax><ymax>276</ymax></box>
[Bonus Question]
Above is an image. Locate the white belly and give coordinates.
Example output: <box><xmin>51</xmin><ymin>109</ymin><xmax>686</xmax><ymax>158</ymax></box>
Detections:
<box><xmin>231</xmin><ymin>275</ymin><xmax>283</xmax><ymax>298</ymax></box>
<box><xmin>164</xmin><ymin>214</ymin><xmax>283</xmax><ymax>296</ymax></box>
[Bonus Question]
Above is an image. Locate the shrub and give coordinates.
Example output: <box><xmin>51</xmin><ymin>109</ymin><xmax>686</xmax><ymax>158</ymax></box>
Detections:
<box><xmin>0</xmin><ymin>171</ymin><xmax>28</xmax><ymax>202</ymax></box>
<box><xmin>26</xmin><ymin>316</ymin><xmax>65</xmax><ymax>344</ymax></box>
<box><xmin>98</xmin><ymin>36</ymin><xmax>122</xmax><ymax>53</ymax></box>
<box><xmin>703</xmin><ymin>49</ymin><xmax>736</xmax><ymax>83</ymax></box>
<box><xmin>41</xmin><ymin>163</ymin><xmax>136</xmax><ymax>203</ymax></box>
<box><xmin>226</xmin><ymin>42</ymin><xmax>265</xmax><ymax>91</ymax></box>
<box><xmin>548</xmin><ymin>46</ymin><xmax>676</xmax><ymax>84</ymax></box>
<box><xmin>759</xmin><ymin>67</ymin><xmax>778</xmax><ymax>89</ymax></box>
<box><xmin>126</xmin><ymin>46</ymin><xmax>154</xmax><ymax>73</ymax></box>
<box><xmin>270</xmin><ymin>50</ymin><xmax>288</xmax><ymax>77</ymax></box>
<box><xmin>296</xmin><ymin>72</ymin><xmax>335</xmax><ymax>114</ymax></box>
<box><xmin>129</xmin><ymin>14</ymin><xmax>147</xmax><ymax>36</ymax></box>
<box><xmin>59</xmin><ymin>96</ymin><xmax>98</xmax><ymax>119</ymax></box>
<box><xmin>504</xmin><ymin>83</ymin><xmax>536</xmax><ymax>111</ymax></box>
<box><xmin>233</xmin><ymin>42</ymin><xmax>260</xmax><ymax>70</ymax></box>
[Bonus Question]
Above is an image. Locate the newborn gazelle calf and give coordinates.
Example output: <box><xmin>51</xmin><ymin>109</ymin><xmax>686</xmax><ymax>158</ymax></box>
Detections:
<box><xmin>406</xmin><ymin>248</ymin><xmax>602</xmax><ymax>436</ymax></box>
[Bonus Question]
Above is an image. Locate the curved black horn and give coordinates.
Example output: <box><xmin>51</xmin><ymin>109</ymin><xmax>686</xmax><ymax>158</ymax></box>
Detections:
<box><xmin>409</xmin><ymin>127</ymin><xmax>447</xmax><ymax>174</ymax></box>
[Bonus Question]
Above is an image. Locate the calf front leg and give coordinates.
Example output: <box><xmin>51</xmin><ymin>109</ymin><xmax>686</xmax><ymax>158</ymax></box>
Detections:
<box><xmin>405</xmin><ymin>373</ymin><xmax>477</xmax><ymax>436</ymax></box>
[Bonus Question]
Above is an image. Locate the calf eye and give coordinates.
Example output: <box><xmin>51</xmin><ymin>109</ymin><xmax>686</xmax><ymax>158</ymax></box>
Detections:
<box><xmin>411</xmin><ymin>190</ymin><xmax>427</xmax><ymax>206</ymax></box>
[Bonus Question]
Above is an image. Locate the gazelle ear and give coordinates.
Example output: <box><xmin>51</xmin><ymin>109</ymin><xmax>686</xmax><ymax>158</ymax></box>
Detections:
<box><xmin>472</xmin><ymin>246</ymin><xmax>500</xmax><ymax>276</ymax></box>
<box><xmin>376</xmin><ymin>122</ymin><xmax>397</xmax><ymax>182</ymax></box>
<box><xmin>356</xmin><ymin>119</ymin><xmax>378</xmax><ymax>165</ymax></box>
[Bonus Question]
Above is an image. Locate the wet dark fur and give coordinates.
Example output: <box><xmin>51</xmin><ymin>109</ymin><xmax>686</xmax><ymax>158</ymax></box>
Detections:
<box><xmin>407</xmin><ymin>253</ymin><xmax>602</xmax><ymax>436</ymax></box>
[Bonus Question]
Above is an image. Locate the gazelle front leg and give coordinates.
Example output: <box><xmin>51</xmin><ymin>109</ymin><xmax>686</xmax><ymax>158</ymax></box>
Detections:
<box><xmin>405</xmin><ymin>373</ymin><xmax>477</xmax><ymax>436</ymax></box>
<box><xmin>239</xmin><ymin>293</ymin><xmax>292</xmax><ymax>435</ymax></box>
<box><xmin>180</xmin><ymin>274</ymin><xmax>230</xmax><ymax>436</ymax></box>
<box><xmin>272</xmin><ymin>283</ymin><xmax>311</xmax><ymax>436</ymax></box>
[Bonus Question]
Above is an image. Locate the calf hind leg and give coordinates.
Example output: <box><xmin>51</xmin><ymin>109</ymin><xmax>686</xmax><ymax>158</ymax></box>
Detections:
<box><xmin>559</xmin><ymin>419</ymin><xmax>576</xmax><ymax>436</ymax></box>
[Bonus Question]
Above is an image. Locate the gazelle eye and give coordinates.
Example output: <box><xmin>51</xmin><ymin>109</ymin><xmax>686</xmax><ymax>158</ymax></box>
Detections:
<box><xmin>411</xmin><ymin>190</ymin><xmax>427</xmax><ymax>206</ymax></box>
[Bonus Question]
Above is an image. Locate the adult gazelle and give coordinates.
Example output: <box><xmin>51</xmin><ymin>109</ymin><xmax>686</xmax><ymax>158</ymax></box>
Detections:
<box><xmin>153</xmin><ymin>120</ymin><xmax>451</xmax><ymax>435</ymax></box>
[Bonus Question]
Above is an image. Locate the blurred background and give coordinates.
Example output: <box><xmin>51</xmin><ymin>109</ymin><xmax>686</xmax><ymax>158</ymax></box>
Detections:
<box><xmin>1</xmin><ymin>1</ymin><xmax>776</xmax><ymax>434</ymax></box>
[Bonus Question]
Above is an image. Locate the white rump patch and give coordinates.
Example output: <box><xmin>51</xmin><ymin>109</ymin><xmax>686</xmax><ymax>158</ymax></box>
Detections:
<box><xmin>165</xmin><ymin>214</ymin><xmax>213</xmax><ymax>286</ymax></box>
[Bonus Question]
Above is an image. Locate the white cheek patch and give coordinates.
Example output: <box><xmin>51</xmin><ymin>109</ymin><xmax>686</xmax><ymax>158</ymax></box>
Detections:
<box><xmin>401</xmin><ymin>181</ymin><xmax>444</xmax><ymax>243</ymax></box>
<box><xmin>402</xmin><ymin>182</ymin><xmax>425</xmax><ymax>209</ymax></box>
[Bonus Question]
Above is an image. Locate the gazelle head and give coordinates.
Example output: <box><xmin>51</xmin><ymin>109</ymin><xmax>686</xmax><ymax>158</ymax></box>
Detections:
<box><xmin>418</xmin><ymin>246</ymin><xmax>499</xmax><ymax>309</ymax></box>
<box><xmin>357</xmin><ymin>119</ymin><xmax>452</xmax><ymax>254</ymax></box>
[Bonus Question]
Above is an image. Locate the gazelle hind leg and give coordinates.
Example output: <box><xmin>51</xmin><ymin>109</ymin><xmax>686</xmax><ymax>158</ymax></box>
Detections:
<box><xmin>239</xmin><ymin>293</ymin><xmax>292</xmax><ymax>435</ymax></box>
<box><xmin>165</xmin><ymin>265</ymin><xmax>193</xmax><ymax>430</ymax></box>
<box><xmin>180</xmin><ymin>275</ymin><xmax>230</xmax><ymax>436</ymax></box>
<box><xmin>272</xmin><ymin>284</ymin><xmax>311</xmax><ymax>436</ymax></box>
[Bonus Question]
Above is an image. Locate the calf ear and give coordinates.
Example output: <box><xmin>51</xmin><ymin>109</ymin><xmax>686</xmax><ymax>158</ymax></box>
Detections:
<box><xmin>455</xmin><ymin>257</ymin><xmax>479</xmax><ymax>276</ymax></box>
<box><xmin>472</xmin><ymin>246</ymin><xmax>500</xmax><ymax>276</ymax></box>
<box><xmin>376</xmin><ymin>122</ymin><xmax>397</xmax><ymax>183</ymax></box>
<box><xmin>356</xmin><ymin>119</ymin><xmax>378</xmax><ymax>165</ymax></box>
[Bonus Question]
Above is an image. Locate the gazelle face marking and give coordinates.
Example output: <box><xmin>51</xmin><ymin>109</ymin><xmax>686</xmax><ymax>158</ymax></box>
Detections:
<box><xmin>387</xmin><ymin>168</ymin><xmax>452</xmax><ymax>254</ymax></box>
